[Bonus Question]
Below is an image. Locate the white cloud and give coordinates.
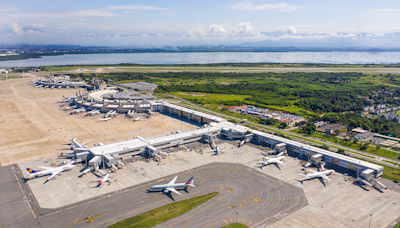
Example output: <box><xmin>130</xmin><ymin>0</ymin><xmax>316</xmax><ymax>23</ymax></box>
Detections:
<box><xmin>287</xmin><ymin>27</ymin><xmax>297</xmax><ymax>34</ymax></box>
<box><xmin>140</xmin><ymin>34</ymin><xmax>149</xmax><ymax>37</ymax></box>
<box><xmin>106</xmin><ymin>5</ymin><xmax>167</xmax><ymax>10</ymax></box>
<box><xmin>184</xmin><ymin>22</ymin><xmax>264</xmax><ymax>39</ymax></box>
<box><xmin>11</xmin><ymin>22</ymin><xmax>23</xmax><ymax>35</ymax></box>
<box><xmin>233</xmin><ymin>2</ymin><xmax>304</xmax><ymax>12</ymax></box>
<box><xmin>0</xmin><ymin>5</ymin><xmax>18</xmax><ymax>13</ymax></box>
<box><xmin>12</xmin><ymin>9</ymin><xmax>118</xmax><ymax>19</ymax></box>
<box><xmin>31</xmin><ymin>24</ymin><xmax>45</xmax><ymax>28</ymax></box>
<box><xmin>374</xmin><ymin>33</ymin><xmax>385</xmax><ymax>36</ymax></box>
<box><xmin>368</xmin><ymin>9</ymin><xmax>400</xmax><ymax>16</ymax></box>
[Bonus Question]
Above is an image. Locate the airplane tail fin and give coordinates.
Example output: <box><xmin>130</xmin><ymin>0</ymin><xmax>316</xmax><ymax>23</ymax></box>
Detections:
<box><xmin>304</xmin><ymin>170</ymin><xmax>308</xmax><ymax>175</ymax></box>
<box><xmin>185</xmin><ymin>176</ymin><xmax>195</xmax><ymax>187</ymax></box>
<box><xmin>27</xmin><ymin>168</ymin><xmax>38</xmax><ymax>174</ymax></box>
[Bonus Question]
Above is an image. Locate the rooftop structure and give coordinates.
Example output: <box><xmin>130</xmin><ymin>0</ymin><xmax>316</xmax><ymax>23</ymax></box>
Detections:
<box><xmin>119</xmin><ymin>82</ymin><xmax>158</xmax><ymax>92</ymax></box>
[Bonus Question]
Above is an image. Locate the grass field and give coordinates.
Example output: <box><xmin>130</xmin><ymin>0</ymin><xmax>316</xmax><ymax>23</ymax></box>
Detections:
<box><xmin>107</xmin><ymin>192</ymin><xmax>218</xmax><ymax>228</ymax></box>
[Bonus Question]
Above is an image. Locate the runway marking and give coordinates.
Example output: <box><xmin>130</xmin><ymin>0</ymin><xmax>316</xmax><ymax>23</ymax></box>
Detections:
<box><xmin>74</xmin><ymin>186</ymin><xmax>102</xmax><ymax>223</ymax></box>
<box><xmin>88</xmin><ymin>186</ymin><xmax>222</xmax><ymax>228</ymax></box>
<box><xmin>0</xmin><ymin>179</ymin><xmax>14</xmax><ymax>184</ymax></box>
<box><xmin>218</xmin><ymin>154</ymin><xmax>222</xmax><ymax>176</ymax></box>
<box><xmin>168</xmin><ymin>160</ymin><xmax>206</xmax><ymax>181</ymax></box>
<box><xmin>224</xmin><ymin>219</ymin><xmax>228</xmax><ymax>224</ymax></box>
<box><xmin>227</xmin><ymin>148</ymin><xmax>248</xmax><ymax>174</ymax></box>
<box><xmin>247</xmin><ymin>221</ymin><xmax>252</xmax><ymax>225</ymax></box>
<box><xmin>171</xmin><ymin>207</ymin><xmax>230</xmax><ymax>228</ymax></box>
<box><xmin>0</xmin><ymin>191</ymin><xmax>19</xmax><ymax>199</ymax></box>
<box><xmin>242</xmin><ymin>206</ymin><xmax>264</xmax><ymax>220</ymax></box>
<box><xmin>230</xmin><ymin>218</ymin><xmax>233</xmax><ymax>222</ymax></box>
<box><xmin>299</xmin><ymin>210</ymin><xmax>338</xmax><ymax>228</ymax></box>
<box><xmin>0</xmin><ymin>210</ymin><xmax>32</xmax><ymax>228</ymax></box>
<box><xmin>163</xmin><ymin>189</ymin><xmax>233</xmax><ymax>228</ymax></box>
<box><xmin>243</xmin><ymin>219</ymin><xmax>246</xmax><ymax>223</ymax></box>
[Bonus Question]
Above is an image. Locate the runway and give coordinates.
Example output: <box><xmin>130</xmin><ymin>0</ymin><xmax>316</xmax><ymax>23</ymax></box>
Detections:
<box><xmin>6</xmin><ymin>162</ymin><xmax>308</xmax><ymax>228</ymax></box>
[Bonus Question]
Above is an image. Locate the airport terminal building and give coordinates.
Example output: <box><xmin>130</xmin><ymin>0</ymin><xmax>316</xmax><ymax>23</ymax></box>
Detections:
<box><xmin>70</xmin><ymin>101</ymin><xmax>384</xmax><ymax>179</ymax></box>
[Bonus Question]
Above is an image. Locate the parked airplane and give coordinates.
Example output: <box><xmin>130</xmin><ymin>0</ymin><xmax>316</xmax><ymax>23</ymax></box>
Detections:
<box><xmin>69</xmin><ymin>137</ymin><xmax>91</xmax><ymax>151</ymax></box>
<box><xmin>299</xmin><ymin>168</ymin><xmax>335</xmax><ymax>183</ymax></box>
<box><xmin>148</xmin><ymin>176</ymin><xmax>195</xmax><ymax>195</ymax></box>
<box><xmin>26</xmin><ymin>164</ymin><xmax>75</xmax><ymax>181</ymax></box>
<box><xmin>92</xmin><ymin>174</ymin><xmax>116</xmax><ymax>186</ymax></box>
<box><xmin>208</xmin><ymin>139</ymin><xmax>224</xmax><ymax>155</ymax></box>
<box><xmin>63</xmin><ymin>95</ymin><xmax>76</xmax><ymax>99</ymax></box>
<box><xmin>258</xmin><ymin>156</ymin><xmax>285</xmax><ymax>168</ymax></box>
<box><xmin>99</xmin><ymin>117</ymin><xmax>113</xmax><ymax>122</ymax></box>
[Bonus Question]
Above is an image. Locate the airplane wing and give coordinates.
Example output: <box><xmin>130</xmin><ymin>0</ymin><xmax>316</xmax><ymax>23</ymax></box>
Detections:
<box><xmin>82</xmin><ymin>139</ymin><xmax>91</xmax><ymax>147</ymax></box>
<box><xmin>321</xmin><ymin>174</ymin><xmax>330</xmax><ymax>182</ymax></box>
<box><xmin>168</xmin><ymin>176</ymin><xmax>178</xmax><ymax>185</ymax></box>
<box><xmin>277</xmin><ymin>161</ymin><xmax>285</xmax><ymax>166</ymax></box>
<box><xmin>48</xmin><ymin>170</ymin><xmax>63</xmax><ymax>180</ymax></box>
<box><xmin>166</xmin><ymin>187</ymin><xmax>181</xmax><ymax>195</ymax></box>
<box><xmin>38</xmin><ymin>166</ymin><xmax>54</xmax><ymax>170</ymax></box>
<box><xmin>304</xmin><ymin>168</ymin><xmax>317</xmax><ymax>173</ymax></box>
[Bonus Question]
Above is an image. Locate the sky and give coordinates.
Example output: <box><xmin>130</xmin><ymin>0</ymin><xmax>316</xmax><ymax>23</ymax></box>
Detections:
<box><xmin>1</xmin><ymin>0</ymin><xmax>400</xmax><ymax>47</ymax></box>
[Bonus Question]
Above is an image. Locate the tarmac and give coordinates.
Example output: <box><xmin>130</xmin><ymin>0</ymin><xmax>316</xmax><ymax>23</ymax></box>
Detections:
<box><xmin>13</xmin><ymin>162</ymin><xmax>308</xmax><ymax>228</ymax></box>
<box><xmin>5</xmin><ymin>142</ymin><xmax>400</xmax><ymax>228</ymax></box>
<box><xmin>0</xmin><ymin>77</ymin><xmax>197</xmax><ymax>165</ymax></box>
<box><xmin>0</xmin><ymin>165</ymin><xmax>37</xmax><ymax>228</ymax></box>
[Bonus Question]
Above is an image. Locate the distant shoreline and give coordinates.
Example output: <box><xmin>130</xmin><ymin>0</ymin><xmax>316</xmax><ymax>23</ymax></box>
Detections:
<box><xmin>2</xmin><ymin>49</ymin><xmax>400</xmax><ymax>62</ymax></box>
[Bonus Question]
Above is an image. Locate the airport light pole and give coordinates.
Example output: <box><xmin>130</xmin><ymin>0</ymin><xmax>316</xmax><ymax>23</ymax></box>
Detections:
<box><xmin>369</xmin><ymin>213</ymin><xmax>373</xmax><ymax>228</ymax></box>
<box><xmin>236</xmin><ymin>210</ymin><xmax>239</xmax><ymax>228</ymax></box>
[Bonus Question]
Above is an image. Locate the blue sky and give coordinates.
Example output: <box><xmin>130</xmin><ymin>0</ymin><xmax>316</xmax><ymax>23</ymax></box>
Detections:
<box><xmin>1</xmin><ymin>0</ymin><xmax>400</xmax><ymax>47</ymax></box>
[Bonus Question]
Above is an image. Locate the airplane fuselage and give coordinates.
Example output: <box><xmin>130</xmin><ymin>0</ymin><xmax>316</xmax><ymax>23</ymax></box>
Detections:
<box><xmin>149</xmin><ymin>183</ymin><xmax>187</xmax><ymax>191</ymax></box>
<box><xmin>28</xmin><ymin>165</ymin><xmax>73</xmax><ymax>178</ymax></box>
<box><xmin>305</xmin><ymin>170</ymin><xmax>335</xmax><ymax>179</ymax></box>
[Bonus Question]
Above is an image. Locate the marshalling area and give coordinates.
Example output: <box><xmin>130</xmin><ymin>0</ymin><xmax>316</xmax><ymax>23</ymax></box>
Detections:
<box><xmin>1</xmin><ymin>77</ymin><xmax>400</xmax><ymax>228</ymax></box>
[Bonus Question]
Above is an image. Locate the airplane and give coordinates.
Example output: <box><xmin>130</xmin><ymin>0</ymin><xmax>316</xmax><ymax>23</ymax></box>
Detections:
<box><xmin>299</xmin><ymin>168</ymin><xmax>335</xmax><ymax>183</ymax></box>
<box><xmin>63</xmin><ymin>95</ymin><xmax>76</xmax><ymax>99</ymax></box>
<box><xmin>26</xmin><ymin>163</ymin><xmax>75</xmax><ymax>181</ymax></box>
<box><xmin>69</xmin><ymin>137</ymin><xmax>91</xmax><ymax>151</ymax></box>
<box><xmin>148</xmin><ymin>176</ymin><xmax>195</xmax><ymax>195</ymax></box>
<box><xmin>207</xmin><ymin>139</ymin><xmax>224</xmax><ymax>155</ymax></box>
<box><xmin>257</xmin><ymin>156</ymin><xmax>285</xmax><ymax>168</ymax></box>
<box><xmin>99</xmin><ymin>117</ymin><xmax>113</xmax><ymax>122</ymax></box>
<box><xmin>92</xmin><ymin>174</ymin><xmax>117</xmax><ymax>186</ymax></box>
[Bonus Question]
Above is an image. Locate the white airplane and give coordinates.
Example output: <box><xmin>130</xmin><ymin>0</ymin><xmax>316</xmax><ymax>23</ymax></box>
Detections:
<box><xmin>92</xmin><ymin>174</ymin><xmax>117</xmax><ymax>186</ymax></box>
<box><xmin>69</xmin><ymin>137</ymin><xmax>91</xmax><ymax>151</ymax></box>
<box><xmin>99</xmin><ymin>117</ymin><xmax>113</xmax><ymax>122</ymax></box>
<box><xmin>148</xmin><ymin>176</ymin><xmax>195</xmax><ymax>195</ymax></box>
<box><xmin>26</xmin><ymin>164</ymin><xmax>75</xmax><ymax>181</ymax></box>
<box><xmin>207</xmin><ymin>140</ymin><xmax>224</xmax><ymax>155</ymax></box>
<box><xmin>132</xmin><ymin>116</ymin><xmax>140</xmax><ymax>121</ymax></box>
<box><xmin>299</xmin><ymin>168</ymin><xmax>335</xmax><ymax>183</ymax></box>
<box><xmin>63</xmin><ymin>95</ymin><xmax>76</xmax><ymax>99</ymax></box>
<box><xmin>257</xmin><ymin>156</ymin><xmax>285</xmax><ymax>168</ymax></box>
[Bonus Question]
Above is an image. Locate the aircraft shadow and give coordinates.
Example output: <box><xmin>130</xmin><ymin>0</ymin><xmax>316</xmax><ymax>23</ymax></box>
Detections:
<box><xmin>296</xmin><ymin>177</ymin><xmax>326</xmax><ymax>187</ymax></box>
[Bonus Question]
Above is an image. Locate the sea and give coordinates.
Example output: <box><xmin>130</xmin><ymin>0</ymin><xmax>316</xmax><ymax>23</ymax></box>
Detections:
<box><xmin>1</xmin><ymin>52</ymin><xmax>400</xmax><ymax>67</ymax></box>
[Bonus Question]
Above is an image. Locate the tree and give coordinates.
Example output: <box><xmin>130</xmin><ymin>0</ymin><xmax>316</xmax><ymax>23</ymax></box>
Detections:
<box><xmin>337</xmin><ymin>149</ymin><xmax>346</xmax><ymax>155</ymax></box>
<box><xmin>360</xmin><ymin>143</ymin><xmax>369</xmax><ymax>151</ymax></box>
<box><xmin>302</xmin><ymin>123</ymin><xmax>316</xmax><ymax>135</ymax></box>
<box><xmin>334</xmin><ymin>129</ymin><xmax>340</xmax><ymax>135</ymax></box>
<box><xmin>278</xmin><ymin>122</ymin><xmax>288</xmax><ymax>129</ymax></box>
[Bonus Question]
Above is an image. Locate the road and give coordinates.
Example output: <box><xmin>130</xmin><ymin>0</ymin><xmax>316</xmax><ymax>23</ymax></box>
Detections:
<box><xmin>4</xmin><ymin>163</ymin><xmax>307</xmax><ymax>228</ymax></box>
<box><xmin>163</xmin><ymin>94</ymin><xmax>400</xmax><ymax>169</ymax></box>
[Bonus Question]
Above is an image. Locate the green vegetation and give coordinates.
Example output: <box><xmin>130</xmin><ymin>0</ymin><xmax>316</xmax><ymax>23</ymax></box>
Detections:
<box><xmin>221</xmin><ymin>223</ymin><xmax>248</xmax><ymax>228</ymax></box>
<box><xmin>292</xmin><ymin>129</ymin><xmax>399</xmax><ymax>159</ymax></box>
<box><xmin>383</xmin><ymin>160</ymin><xmax>400</xmax><ymax>166</ymax></box>
<box><xmin>358</xmin><ymin>159</ymin><xmax>400</xmax><ymax>182</ymax></box>
<box><xmin>107</xmin><ymin>192</ymin><xmax>218</xmax><ymax>228</ymax></box>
